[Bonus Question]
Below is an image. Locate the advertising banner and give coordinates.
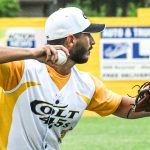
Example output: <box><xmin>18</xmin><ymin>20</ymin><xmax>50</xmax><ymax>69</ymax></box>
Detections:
<box><xmin>0</xmin><ymin>28</ymin><xmax>46</xmax><ymax>47</ymax></box>
<box><xmin>101</xmin><ymin>27</ymin><xmax>150</xmax><ymax>80</ymax></box>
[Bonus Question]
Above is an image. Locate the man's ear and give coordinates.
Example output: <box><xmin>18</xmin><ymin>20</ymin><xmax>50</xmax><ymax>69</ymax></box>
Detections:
<box><xmin>65</xmin><ymin>35</ymin><xmax>76</xmax><ymax>48</ymax></box>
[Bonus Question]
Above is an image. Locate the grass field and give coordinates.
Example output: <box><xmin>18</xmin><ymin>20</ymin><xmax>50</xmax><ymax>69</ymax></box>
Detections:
<box><xmin>61</xmin><ymin>116</ymin><xmax>150</xmax><ymax>150</ymax></box>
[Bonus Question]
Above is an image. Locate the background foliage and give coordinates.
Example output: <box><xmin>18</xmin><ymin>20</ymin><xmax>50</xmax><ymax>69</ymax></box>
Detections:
<box><xmin>58</xmin><ymin>0</ymin><xmax>150</xmax><ymax>17</ymax></box>
<box><xmin>0</xmin><ymin>0</ymin><xmax>150</xmax><ymax>17</ymax></box>
<box><xmin>0</xmin><ymin>0</ymin><xmax>20</xmax><ymax>17</ymax></box>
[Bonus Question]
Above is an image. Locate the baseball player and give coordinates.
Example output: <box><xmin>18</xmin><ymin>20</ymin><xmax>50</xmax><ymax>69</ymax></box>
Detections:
<box><xmin>1</xmin><ymin>7</ymin><xmax>150</xmax><ymax>150</ymax></box>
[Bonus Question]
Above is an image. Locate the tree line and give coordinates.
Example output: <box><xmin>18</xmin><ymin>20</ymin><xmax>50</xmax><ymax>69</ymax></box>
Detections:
<box><xmin>61</xmin><ymin>0</ymin><xmax>150</xmax><ymax>16</ymax></box>
<box><xmin>0</xmin><ymin>0</ymin><xmax>150</xmax><ymax>17</ymax></box>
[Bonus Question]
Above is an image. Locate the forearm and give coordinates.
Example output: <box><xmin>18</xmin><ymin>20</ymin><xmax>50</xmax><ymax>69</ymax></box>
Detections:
<box><xmin>127</xmin><ymin>110</ymin><xmax>150</xmax><ymax>119</ymax></box>
<box><xmin>113</xmin><ymin>96</ymin><xmax>150</xmax><ymax>119</ymax></box>
<box><xmin>0</xmin><ymin>45</ymin><xmax>69</xmax><ymax>64</ymax></box>
<box><xmin>0</xmin><ymin>46</ymin><xmax>34</xmax><ymax>63</ymax></box>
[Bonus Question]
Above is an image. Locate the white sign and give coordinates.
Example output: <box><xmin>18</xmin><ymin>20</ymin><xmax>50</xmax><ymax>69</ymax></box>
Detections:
<box><xmin>6</xmin><ymin>28</ymin><xmax>46</xmax><ymax>48</ymax></box>
<box><xmin>100</xmin><ymin>27</ymin><xmax>150</xmax><ymax>80</ymax></box>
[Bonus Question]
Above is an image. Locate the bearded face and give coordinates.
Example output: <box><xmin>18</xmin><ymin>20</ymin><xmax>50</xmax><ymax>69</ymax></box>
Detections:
<box><xmin>69</xmin><ymin>33</ymin><xmax>94</xmax><ymax>64</ymax></box>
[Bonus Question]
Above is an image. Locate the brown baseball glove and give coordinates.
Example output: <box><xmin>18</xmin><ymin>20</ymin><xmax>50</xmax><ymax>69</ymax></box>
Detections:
<box><xmin>133</xmin><ymin>82</ymin><xmax>150</xmax><ymax>112</ymax></box>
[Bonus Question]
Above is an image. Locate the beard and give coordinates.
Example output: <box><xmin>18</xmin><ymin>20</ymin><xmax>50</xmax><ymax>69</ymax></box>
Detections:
<box><xmin>69</xmin><ymin>42</ymin><xmax>89</xmax><ymax>64</ymax></box>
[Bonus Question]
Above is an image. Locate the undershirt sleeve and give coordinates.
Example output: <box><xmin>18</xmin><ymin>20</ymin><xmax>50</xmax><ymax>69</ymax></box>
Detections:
<box><xmin>0</xmin><ymin>61</ymin><xmax>25</xmax><ymax>91</ymax></box>
<box><xmin>86</xmin><ymin>73</ymin><xmax>122</xmax><ymax>116</ymax></box>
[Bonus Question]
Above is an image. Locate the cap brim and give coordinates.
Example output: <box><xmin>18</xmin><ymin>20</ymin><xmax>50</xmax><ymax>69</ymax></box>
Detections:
<box><xmin>83</xmin><ymin>24</ymin><xmax>105</xmax><ymax>33</ymax></box>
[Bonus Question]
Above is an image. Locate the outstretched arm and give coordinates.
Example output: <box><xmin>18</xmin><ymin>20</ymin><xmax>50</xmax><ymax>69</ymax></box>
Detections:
<box><xmin>113</xmin><ymin>96</ymin><xmax>150</xmax><ymax>119</ymax></box>
<box><xmin>0</xmin><ymin>45</ymin><xmax>69</xmax><ymax>64</ymax></box>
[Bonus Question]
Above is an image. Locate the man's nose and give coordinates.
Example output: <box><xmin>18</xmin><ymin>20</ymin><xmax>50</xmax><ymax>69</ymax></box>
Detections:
<box><xmin>90</xmin><ymin>35</ymin><xmax>95</xmax><ymax>45</ymax></box>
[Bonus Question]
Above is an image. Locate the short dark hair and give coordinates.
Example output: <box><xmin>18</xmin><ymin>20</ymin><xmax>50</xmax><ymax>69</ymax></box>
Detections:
<box><xmin>47</xmin><ymin>37</ymin><xmax>66</xmax><ymax>45</ymax></box>
<box><xmin>47</xmin><ymin>33</ymin><xmax>82</xmax><ymax>45</ymax></box>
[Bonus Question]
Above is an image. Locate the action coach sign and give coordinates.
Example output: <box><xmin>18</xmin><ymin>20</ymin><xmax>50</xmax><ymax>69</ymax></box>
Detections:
<box><xmin>0</xmin><ymin>28</ymin><xmax>46</xmax><ymax>48</ymax></box>
<box><xmin>100</xmin><ymin>27</ymin><xmax>150</xmax><ymax>80</ymax></box>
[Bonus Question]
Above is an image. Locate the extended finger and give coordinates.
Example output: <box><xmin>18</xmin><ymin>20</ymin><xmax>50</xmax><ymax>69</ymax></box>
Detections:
<box><xmin>48</xmin><ymin>45</ymin><xmax>58</xmax><ymax>63</ymax></box>
<box><xmin>44</xmin><ymin>45</ymin><xmax>52</xmax><ymax>62</ymax></box>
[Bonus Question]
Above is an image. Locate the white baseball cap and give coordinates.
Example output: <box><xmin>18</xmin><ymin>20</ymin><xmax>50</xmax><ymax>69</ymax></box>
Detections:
<box><xmin>45</xmin><ymin>7</ymin><xmax>105</xmax><ymax>40</ymax></box>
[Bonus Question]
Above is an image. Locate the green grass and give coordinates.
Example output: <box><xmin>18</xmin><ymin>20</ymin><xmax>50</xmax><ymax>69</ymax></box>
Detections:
<box><xmin>61</xmin><ymin>117</ymin><xmax>150</xmax><ymax>150</ymax></box>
